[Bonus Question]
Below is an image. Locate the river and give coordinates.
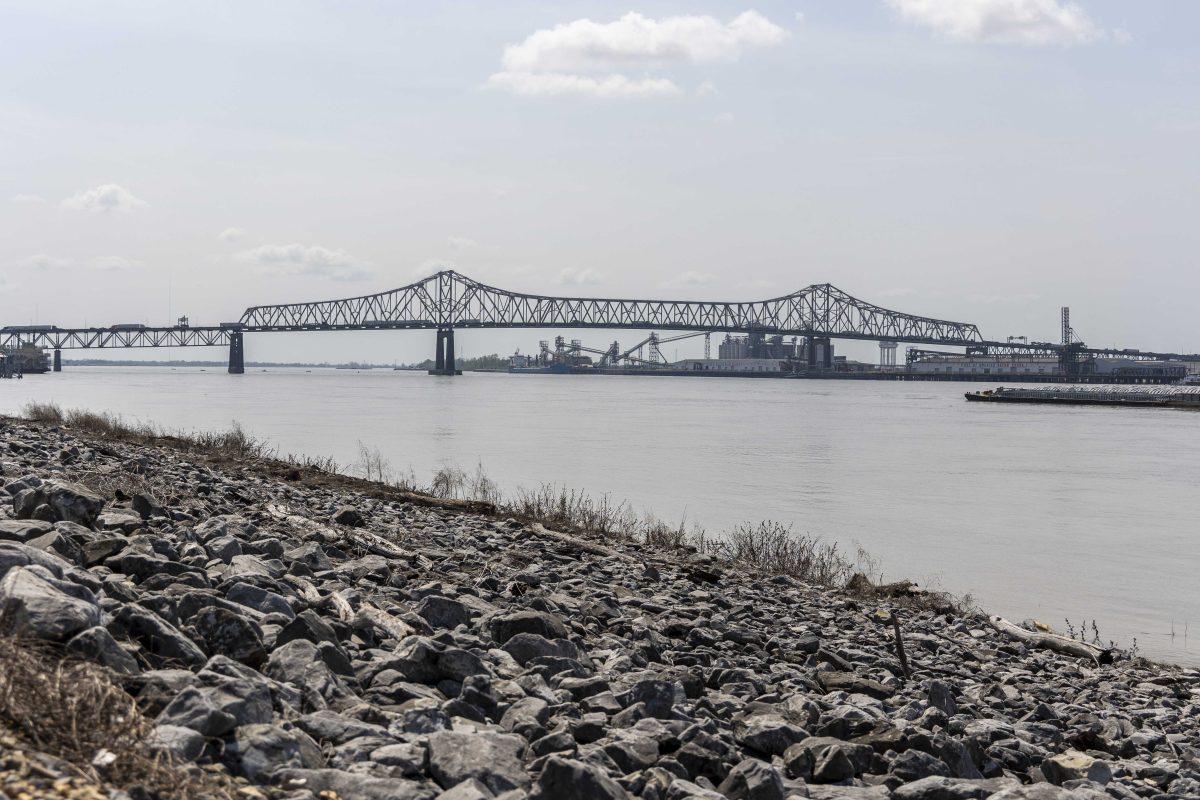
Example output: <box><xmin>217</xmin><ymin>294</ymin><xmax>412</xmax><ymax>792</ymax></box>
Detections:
<box><xmin>2</xmin><ymin>366</ymin><xmax>1197</xmax><ymax>664</ymax></box>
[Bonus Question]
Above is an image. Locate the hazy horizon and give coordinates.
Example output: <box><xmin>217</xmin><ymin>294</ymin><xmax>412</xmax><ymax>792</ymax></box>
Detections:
<box><xmin>4</xmin><ymin>1</ymin><xmax>1197</xmax><ymax>363</ymax></box>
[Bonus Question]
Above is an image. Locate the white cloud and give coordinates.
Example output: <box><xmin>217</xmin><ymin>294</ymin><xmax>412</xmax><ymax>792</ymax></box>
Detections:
<box><xmin>713</xmin><ymin>111</ymin><xmax>735</xmax><ymax>124</ymax></box>
<box><xmin>486</xmin><ymin>71</ymin><xmax>680</xmax><ymax>98</ymax></box>
<box><xmin>236</xmin><ymin>244</ymin><xmax>372</xmax><ymax>282</ymax></box>
<box><xmin>61</xmin><ymin>183</ymin><xmax>148</xmax><ymax>214</ymax></box>
<box><xmin>663</xmin><ymin>270</ymin><xmax>715</xmax><ymax>287</ymax></box>
<box><xmin>487</xmin><ymin>10</ymin><xmax>788</xmax><ymax>99</ymax></box>
<box><xmin>16</xmin><ymin>253</ymin><xmax>140</xmax><ymax>272</ymax></box>
<box><xmin>885</xmin><ymin>0</ymin><xmax>1101</xmax><ymax>45</ymax></box>
<box><xmin>502</xmin><ymin>11</ymin><xmax>788</xmax><ymax>72</ymax></box>
<box><xmin>557</xmin><ymin>267</ymin><xmax>605</xmax><ymax>286</ymax></box>
<box><xmin>10</xmin><ymin>193</ymin><xmax>45</xmax><ymax>205</ymax></box>
<box><xmin>695</xmin><ymin>80</ymin><xmax>719</xmax><ymax>97</ymax></box>
<box><xmin>218</xmin><ymin>227</ymin><xmax>245</xmax><ymax>243</ymax></box>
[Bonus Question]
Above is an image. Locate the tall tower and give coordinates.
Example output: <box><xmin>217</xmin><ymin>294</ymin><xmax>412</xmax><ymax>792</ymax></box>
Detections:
<box><xmin>1061</xmin><ymin>307</ymin><xmax>1071</xmax><ymax>345</ymax></box>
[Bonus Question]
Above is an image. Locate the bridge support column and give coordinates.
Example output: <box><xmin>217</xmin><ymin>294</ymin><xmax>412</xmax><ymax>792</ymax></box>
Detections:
<box><xmin>805</xmin><ymin>336</ymin><xmax>832</xmax><ymax>369</ymax></box>
<box><xmin>228</xmin><ymin>331</ymin><xmax>245</xmax><ymax>375</ymax></box>
<box><xmin>52</xmin><ymin>349</ymin><xmax>61</xmax><ymax>372</ymax></box>
<box><xmin>429</xmin><ymin>329</ymin><xmax>460</xmax><ymax>375</ymax></box>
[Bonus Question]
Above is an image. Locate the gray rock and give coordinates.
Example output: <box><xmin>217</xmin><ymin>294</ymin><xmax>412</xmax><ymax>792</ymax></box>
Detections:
<box><xmin>43</xmin><ymin>481</ymin><xmax>105</xmax><ymax>526</ymax></box>
<box><xmin>890</xmin><ymin>749</ymin><xmax>953</xmax><ymax>783</ymax></box>
<box><xmin>536</xmin><ymin>755</ymin><xmax>628</xmax><ymax>800</ymax></box>
<box><xmin>226</xmin><ymin>722</ymin><xmax>324</xmax><ymax>782</ymax></box>
<box><xmin>297</xmin><ymin>710</ymin><xmax>390</xmax><ymax>745</ymax></box>
<box><xmin>928</xmin><ymin>679</ymin><xmax>958</xmax><ymax>716</ymax></box>
<box><xmin>891</xmin><ymin>776</ymin><xmax>1021</xmax><ymax>800</ymax></box>
<box><xmin>107</xmin><ymin>604</ymin><xmax>206</xmax><ymax>668</ymax></box>
<box><xmin>276</xmin><ymin>768</ymin><xmax>432</xmax><ymax>800</ymax></box>
<box><xmin>146</xmin><ymin>724</ymin><xmax>207</xmax><ymax>762</ymax></box>
<box><xmin>332</xmin><ymin>506</ymin><xmax>365</xmax><ymax>527</ymax></box>
<box><xmin>225</xmin><ymin>581</ymin><xmax>294</xmax><ymax>619</ymax></box>
<box><xmin>427</xmin><ymin>730</ymin><xmax>530</xmax><ymax>794</ymax></box>
<box><xmin>0</xmin><ymin>520</ymin><xmax>52</xmax><ymax>542</ymax></box>
<box><xmin>0</xmin><ymin>565</ymin><xmax>99</xmax><ymax>641</ymax></box>
<box><xmin>187</xmin><ymin>605</ymin><xmax>267</xmax><ymax>666</ymax></box>
<box><xmin>487</xmin><ymin>610</ymin><xmax>569</xmax><ymax>645</ymax></box>
<box><xmin>66</xmin><ymin>625</ymin><xmax>140</xmax><ymax>674</ymax></box>
<box><xmin>416</xmin><ymin>595</ymin><xmax>474</xmax><ymax>630</ymax></box>
<box><xmin>501</xmin><ymin>633</ymin><xmax>579</xmax><ymax>666</ymax></box>
<box><xmin>716</xmin><ymin>758</ymin><xmax>786</xmax><ymax>800</ymax></box>
<box><xmin>435</xmin><ymin>779</ymin><xmax>495</xmax><ymax>800</ymax></box>
<box><xmin>157</xmin><ymin>686</ymin><xmax>238</xmax><ymax>736</ymax></box>
<box><xmin>733</xmin><ymin>712</ymin><xmax>808</xmax><ymax>757</ymax></box>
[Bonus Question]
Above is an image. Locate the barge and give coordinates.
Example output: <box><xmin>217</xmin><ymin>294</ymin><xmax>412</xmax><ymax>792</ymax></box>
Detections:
<box><xmin>966</xmin><ymin>385</ymin><xmax>1200</xmax><ymax>409</ymax></box>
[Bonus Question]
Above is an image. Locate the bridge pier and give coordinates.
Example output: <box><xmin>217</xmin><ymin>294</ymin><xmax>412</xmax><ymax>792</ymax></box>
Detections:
<box><xmin>228</xmin><ymin>331</ymin><xmax>245</xmax><ymax>374</ymax></box>
<box><xmin>804</xmin><ymin>336</ymin><xmax>833</xmax><ymax>369</ymax></box>
<box><xmin>429</xmin><ymin>329</ymin><xmax>461</xmax><ymax>375</ymax></box>
<box><xmin>52</xmin><ymin>349</ymin><xmax>61</xmax><ymax>372</ymax></box>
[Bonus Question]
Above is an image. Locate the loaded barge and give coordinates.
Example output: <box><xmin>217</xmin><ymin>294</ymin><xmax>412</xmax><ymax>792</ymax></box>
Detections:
<box><xmin>966</xmin><ymin>385</ymin><xmax>1200</xmax><ymax>409</ymax></box>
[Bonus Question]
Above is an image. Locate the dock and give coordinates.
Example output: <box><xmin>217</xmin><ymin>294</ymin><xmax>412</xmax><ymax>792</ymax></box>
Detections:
<box><xmin>965</xmin><ymin>385</ymin><xmax>1200</xmax><ymax>408</ymax></box>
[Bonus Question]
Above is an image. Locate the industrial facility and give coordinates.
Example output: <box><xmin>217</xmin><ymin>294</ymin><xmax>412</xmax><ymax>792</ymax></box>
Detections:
<box><xmin>508</xmin><ymin>307</ymin><xmax>1195</xmax><ymax>383</ymax></box>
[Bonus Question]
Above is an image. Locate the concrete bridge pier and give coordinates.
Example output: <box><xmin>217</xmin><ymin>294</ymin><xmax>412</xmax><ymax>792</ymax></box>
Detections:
<box><xmin>53</xmin><ymin>349</ymin><xmax>61</xmax><ymax>372</ymax></box>
<box><xmin>805</xmin><ymin>336</ymin><xmax>833</xmax><ymax>369</ymax></box>
<box><xmin>429</xmin><ymin>328</ymin><xmax>461</xmax><ymax>375</ymax></box>
<box><xmin>228</xmin><ymin>331</ymin><xmax>245</xmax><ymax>374</ymax></box>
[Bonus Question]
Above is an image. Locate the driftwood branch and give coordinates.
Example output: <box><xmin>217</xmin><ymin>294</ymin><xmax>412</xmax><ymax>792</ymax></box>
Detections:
<box><xmin>988</xmin><ymin>615</ymin><xmax>1113</xmax><ymax>664</ymax></box>
<box><xmin>354</xmin><ymin>603</ymin><xmax>415</xmax><ymax>642</ymax></box>
<box><xmin>891</xmin><ymin>614</ymin><xmax>911</xmax><ymax>681</ymax></box>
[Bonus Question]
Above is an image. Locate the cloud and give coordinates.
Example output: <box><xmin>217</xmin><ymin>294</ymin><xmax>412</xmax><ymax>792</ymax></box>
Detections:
<box><xmin>61</xmin><ymin>183</ymin><xmax>148</xmax><ymax>214</ymax></box>
<box><xmin>218</xmin><ymin>227</ymin><xmax>245</xmax><ymax>243</ymax></box>
<box><xmin>487</xmin><ymin>10</ymin><xmax>788</xmax><ymax>99</ymax></box>
<box><xmin>884</xmin><ymin>0</ymin><xmax>1101</xmax><ymax>45</ymax></box>
<box><xmin>713</xmin><ymin>111</ymin><xmax>735</xmax><ymax>124</ymax></box>
<box><xmin>557</xmin><ymin>267</ymin><xmax>605</xmax><ymax>286</ymax></box>
<box><xmin>663</xmin><ymin>270</ymin><xmax>715</xmax><ymax>287</ymax></box>
<box><xmin>235</xmin><ymin>244</ymin><xmax>373</xmax><ymax>281</ymax></box>
<box><xmin>10</xmin><ymin>193</ymin><xmax>45</xmax><ymax>205</ymax></box>
<box><xmin>695</xmin><ymin>80</ymin><xmax>719</xmax><ymax>97</ymax></box>
<box><xmin>16</xmin><ymin>253</ymin><xmax>140</xmax><ymax>272</ymax></box>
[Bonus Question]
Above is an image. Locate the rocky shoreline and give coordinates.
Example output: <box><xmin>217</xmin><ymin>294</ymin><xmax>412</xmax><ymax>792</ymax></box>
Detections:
<box><xmin>0</xmin><ymin>416</ymin><xmax>1196</xmax><ymax>800</ymax></box>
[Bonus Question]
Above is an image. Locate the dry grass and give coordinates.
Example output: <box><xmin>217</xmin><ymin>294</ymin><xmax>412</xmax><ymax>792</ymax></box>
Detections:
<box><xmin>22</xmin><ymin>401</ymin><xmax>274</xmax><ymax>461</ymax></box>
<box><xmin>0</xmin><ymin>634</ymin><xmax>237</xmax><ymax>799</ymax></box>
<box><xmin>694</xmin><ymin>521</ymin><xmax>858</xmax><ymax>587</ymax></box>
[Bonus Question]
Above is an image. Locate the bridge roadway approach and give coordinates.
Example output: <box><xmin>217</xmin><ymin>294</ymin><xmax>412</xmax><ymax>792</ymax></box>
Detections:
<box><xmin>2</xmin><ymin>270</ymin><xmax>1194</xmax><ymax>375</ymax></box>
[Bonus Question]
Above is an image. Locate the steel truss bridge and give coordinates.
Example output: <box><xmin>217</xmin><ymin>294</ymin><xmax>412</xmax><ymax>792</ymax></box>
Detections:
<box><xmin>2</xmin><ymin>270</ymin><xmax>1196</xmax><ymax>374</ymax></box>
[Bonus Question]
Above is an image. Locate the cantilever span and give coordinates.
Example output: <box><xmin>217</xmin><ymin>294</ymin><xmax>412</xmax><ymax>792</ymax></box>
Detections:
<box><xmin>240</xmin><ymin>270</ymin><xmax>985</xmax><ymax>345</ymax></box>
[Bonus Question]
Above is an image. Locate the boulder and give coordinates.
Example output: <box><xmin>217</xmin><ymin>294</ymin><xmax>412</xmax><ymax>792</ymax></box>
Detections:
<box><xmin>537</xmin><ymin>756</ymin><xmax>628</xmax><ymax>799</ymax></box>
<box><xmin>44</xmin><ymin>481</ymin><xmax>105</xmax><ymax>526</ymax></box>
<box><xmin>226</xmin><ymin>723</ymin><xmax>324</xmax><ymax>782</ymax></box>
<box><xmin>66</xmin><ymin>625</ymin><xmax>140</xmax><ymax>674</ymax></box>
<box><xmin>486</xmin><ymin>610</ymin><xmax>569</xmax><ymax>645</ymax></box>
<box><xmin>427</xmin><ymin>730</ymin><xmax>529</xmax><ymax>794</ymax></box>
<box><xmin>716</xmin><ymin>758</ymin><xmax>786</xmax><ymax>800</ymax></box>
<box><xmin>0</xmin><ymin>566</ymin><xmax>99</xmax><ymax>641</ymax></box>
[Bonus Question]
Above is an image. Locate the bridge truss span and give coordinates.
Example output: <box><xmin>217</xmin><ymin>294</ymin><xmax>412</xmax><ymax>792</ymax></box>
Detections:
<box><xmin>240</xmin><ymin>270</ymin><xmax>986</xmax><ymax>346</ymax></box>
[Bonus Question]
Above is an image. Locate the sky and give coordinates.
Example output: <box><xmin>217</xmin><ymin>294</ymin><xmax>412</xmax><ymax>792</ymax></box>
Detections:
<box><xmin>2</xmin><ymin>0</ymin><xmax>1198</xmax><ymax>364</ymax></box>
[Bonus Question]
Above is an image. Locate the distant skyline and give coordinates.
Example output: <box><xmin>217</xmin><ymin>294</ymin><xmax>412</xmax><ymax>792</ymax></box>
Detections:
<box><xmin>3</xmin><ymin>1</ymin><xmax>1197</xmax><ymax>363</ymax></box>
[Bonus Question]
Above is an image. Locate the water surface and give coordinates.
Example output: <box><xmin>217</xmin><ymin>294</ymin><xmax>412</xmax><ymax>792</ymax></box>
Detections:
<box><xmin>3</xmin><ymin>367</ymin><xmax>1197</xmax><ymax>664</ymax></box>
